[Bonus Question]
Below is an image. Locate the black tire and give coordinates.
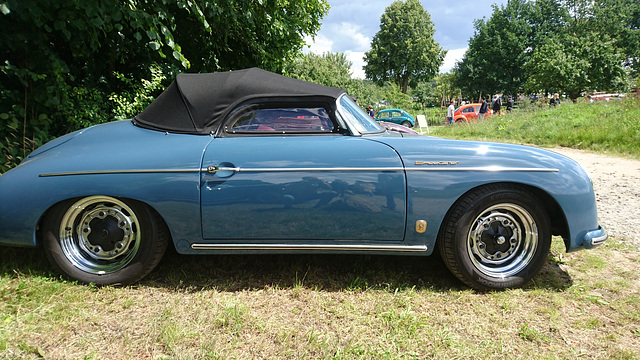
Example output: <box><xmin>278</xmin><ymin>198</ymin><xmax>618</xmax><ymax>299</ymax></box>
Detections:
<box><xmin>438</xmin><ymin>185</ymin><xmax>551</xmax><ymax>291</ymax></box>
<box><xmin>401</xmin><ymin>120</ymin><xmax>412</xmax><ymax>128</ymax></box>
<box><xmin>455</xmin><ymin>118</ymin><xmax>466</xmax><ymax>125</ymax></box>
<box><xmin>42</xmin><ymin>196</ymin><xmax>169</xmax><ymax>285</ymax></box>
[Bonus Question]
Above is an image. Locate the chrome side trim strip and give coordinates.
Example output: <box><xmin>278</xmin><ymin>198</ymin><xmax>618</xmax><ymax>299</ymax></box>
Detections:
<box><xmin>224</xmin><ymin>167</ymin><xmax>558</xmax><ymax>173</ymax></box>
<box><xmin>191</xmin><ymin>243</ymin><xmax>428</xmax><ymax>252</ymax></box>
<box><xmin>226</xmin><ymin>167</ymin><xmax>405</xmax><ymax>172</ymax></box>
<box><xmin>40</xmin><ymin>169</ymin><xmax>200</xmax><ymax>177</ymax></box>
<box><xmin>40</xmin><ymin>166</ymin><xmax>559</xmax><ymax>177</ymax></box>
<box><xmin>406</xmin><ymin>167</ymin><xmax>559</xmax><ymax>172</ymax></box>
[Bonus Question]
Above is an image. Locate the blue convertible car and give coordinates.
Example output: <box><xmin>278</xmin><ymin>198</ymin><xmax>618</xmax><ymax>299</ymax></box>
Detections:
<box><xmin>0</xmin><ymin>68</ymin><xmax>606</xmax><ymax>290</ymax></box>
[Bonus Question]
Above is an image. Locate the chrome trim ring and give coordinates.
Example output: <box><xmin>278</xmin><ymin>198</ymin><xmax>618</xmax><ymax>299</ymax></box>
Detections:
<box><xmin>59</xmin><ymin>196</ymin><xmax>141</xmax><ymax>275</ymax></box>
<box><xmin>467</xmin><ymin>203</ymin><xmax>538</xmax><ymax>278</ymax></box>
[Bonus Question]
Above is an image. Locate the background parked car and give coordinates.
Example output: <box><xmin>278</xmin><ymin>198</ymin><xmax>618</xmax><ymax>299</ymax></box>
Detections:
<box><xmin>377</xmin><ymin>121</ymin><xmax>419</xmax><ymax>134</ymax></box>
<box><xmin>375</xmin><ymin>109</ymin><xmax>415</xmax><ymax>128</ymax></box>
<box><xmin>453</xmin><ymin>103</ymin><xmax>493</xmax><ymax>124</ymax></box>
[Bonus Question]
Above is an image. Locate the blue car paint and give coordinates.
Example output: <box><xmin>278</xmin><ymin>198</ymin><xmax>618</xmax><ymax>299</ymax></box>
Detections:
<box><xmin>368</xmin><ymin>135</ymin><xmax>600</xmax><ymax>252</ymax></box>
<box><xmin>0</xmin><ymin>121</ymin><xmax>212</xmax><ymax>247</ymax></box>
<box><xmin>201</xmin><ymin>136</ymin><xmax>406</xmax><ymax>241</ymax></box>
<box><xmin>0</xmin><ymin>119</ymin><xmax>603</xmax><ymax>255</ymax></box>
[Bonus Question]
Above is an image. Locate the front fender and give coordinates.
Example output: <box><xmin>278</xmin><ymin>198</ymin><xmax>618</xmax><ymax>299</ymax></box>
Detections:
<box><xmin>369</xmin><ymin>136</ymin><xmax>602</xmax><ymax>252</ymax></box>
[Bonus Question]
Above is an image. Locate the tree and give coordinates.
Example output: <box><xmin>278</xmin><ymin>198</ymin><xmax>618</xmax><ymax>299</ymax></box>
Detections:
<box><xmin>363</xmin><ymin>0</ymin><xmax>445</xmax><ymax>93</ymax></box>
<box><xmin>286</xmin><ymin>52</ymin><xmax>354</xmax><ymax>90</ymax></box>
<box><xmin>562</xmin><ymin>0</ymin><xmax>640</xmax><ymax>78</ymax></box>
<box><xmin>524</xmin><ymin>33</ymin><xmax>626</xmax><ymax>101</ymax></box>
<box><xmin>454</xmin><ymin>0</ymin><xmax>540</xmax><ymax>98</ymax></box>
<box><xmin>0</xmin><ymin>0</ymin><xmax>329</xmax><ymax>170</ymax></box>
<box><xmin>286</xmin><ymin>51</ymin><xmax>383</xmax><ymax>111</ymax></box>
<box><xmin>178</xmin><ymin>0</ymin><xmax>330</xmax><ymax>73</ymax></box>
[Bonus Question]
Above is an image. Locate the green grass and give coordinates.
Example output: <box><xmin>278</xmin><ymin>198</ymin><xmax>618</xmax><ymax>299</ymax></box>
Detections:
<box><xmin>430</xmin><ymin>98</ymin><xmax>640</xmax><ymax>159</ymax></box>
<box><xmin>1</xmin><ymin>241</ymin><xmax>639</xmax><ymax>359</ymax></box>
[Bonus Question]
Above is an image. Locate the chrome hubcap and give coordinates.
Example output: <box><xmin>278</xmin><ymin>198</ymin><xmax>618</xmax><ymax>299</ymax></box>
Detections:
<box><xmin>59</xmin><ymin>196</ymin><xmax>140</xmax><ymax>275</ymax></box>
<box><xmin>467</xmin><ymin>203</ymin><xmax>538</xmax><ymax>278</ymax></box>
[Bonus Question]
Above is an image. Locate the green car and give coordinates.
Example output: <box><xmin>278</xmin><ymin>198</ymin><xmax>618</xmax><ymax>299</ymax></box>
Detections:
<box><xmin>375</xmin><ymin>108</ymin><xmax>415</xmax><ymax>128</ymax></box>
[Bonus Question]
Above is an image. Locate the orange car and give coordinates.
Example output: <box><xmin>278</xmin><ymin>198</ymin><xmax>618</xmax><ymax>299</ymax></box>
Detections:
<box><xmin>453</xmin><ymin>103</ymin><xmax>493</xmax><ymax>124</ymax></box>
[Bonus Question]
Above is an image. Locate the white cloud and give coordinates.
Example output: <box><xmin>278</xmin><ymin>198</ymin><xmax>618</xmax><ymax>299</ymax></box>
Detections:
<box><xmin>333</xmin><ymin>22</ymin><xmax>370</xmax><ymax>51</ymax></box>
<box><xmin>345</xmin><ymin>51</ymin><xmax>366</xmax><ymax>79</ymax></box>
<box><xmin>440</xmin><ymin>47</ymin><xmax>467</xmax><ymax>73</ymax></box>
<box><xmin>304</xmin><ymin>27</ymin><xmax>369</xmax><ymax>79</ymax></box>
<box><xmin>304</xmin><ymin>34</ymin><xmax>334</xmax><ymax>55</ymax></box>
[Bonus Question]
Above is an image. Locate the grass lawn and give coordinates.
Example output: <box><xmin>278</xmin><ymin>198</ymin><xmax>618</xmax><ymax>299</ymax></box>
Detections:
<box><xmin>430</xmin><ymin>98</ymin><xmax>640</xmax><ymax>159</ymax></box>
<box><xmin>1</xmin><ymin>239</ymin><xmax>639</xmax><ymax>359</ymax></box>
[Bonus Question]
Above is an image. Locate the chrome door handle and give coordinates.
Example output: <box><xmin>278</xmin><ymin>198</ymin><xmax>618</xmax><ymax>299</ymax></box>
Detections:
<box><xmin>207</xmin><ymin>165</ymin><xmax>240</xmax><ymax>174</ymax></box>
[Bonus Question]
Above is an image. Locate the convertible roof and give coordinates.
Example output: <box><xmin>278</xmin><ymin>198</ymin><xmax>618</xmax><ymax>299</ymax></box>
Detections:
<box><xmin>133</xmin><ymin>68</ymin><xmax>346</xmax><ymax>134</ymax></box>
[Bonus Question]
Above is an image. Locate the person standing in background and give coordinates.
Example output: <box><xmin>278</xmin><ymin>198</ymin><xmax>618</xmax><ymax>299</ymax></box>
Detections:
<box><xmin>447</xmin><ymin>100</ymin><xmax>455</xmax><ymax>125</ymax></box>
<box><xmin>478</xmin><ymin>97</ymin><xmax>488</xmax><ymax>121</ymax></box>
<box><xmin>491</xmin><ymin>95</ymin><xmax>502</xmax><ymax>115</ymax></box>
<box><xmin>506</xmin><ymin>96</ymin><xmax>514</xmax><ymax>112</ymax></box>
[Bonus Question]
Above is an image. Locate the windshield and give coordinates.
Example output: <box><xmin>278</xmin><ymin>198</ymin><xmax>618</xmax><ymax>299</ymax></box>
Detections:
<box><xmin>337</xmin><ymin>95</ymin><xmax>383</xmax><ymax>134</ymax></box>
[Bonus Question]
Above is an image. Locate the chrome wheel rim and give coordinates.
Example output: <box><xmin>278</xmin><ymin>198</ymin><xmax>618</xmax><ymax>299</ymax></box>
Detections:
<box><xmin>59</xmin><ymin>196</ymin><xmax>140</xmax><ymax>275</ymax></box>
<box><xmin>467</xmin><ymin>203</ymin><xmax>538</xmax><ymax>278</ymax></box>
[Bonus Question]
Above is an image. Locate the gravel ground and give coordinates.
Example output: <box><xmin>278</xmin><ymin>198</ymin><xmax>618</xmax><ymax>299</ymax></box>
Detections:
<box><xmin>551</xmin><ymin>147</ymin><xmax>640</xmax><ymax>249</ymax></box>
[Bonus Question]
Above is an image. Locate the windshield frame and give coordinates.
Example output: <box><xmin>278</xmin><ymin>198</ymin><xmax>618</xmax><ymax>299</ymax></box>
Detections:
<box><xmin>336</xmin><ymin>95</ymin><xmax>385</xmax><ymax>135</ymax></box>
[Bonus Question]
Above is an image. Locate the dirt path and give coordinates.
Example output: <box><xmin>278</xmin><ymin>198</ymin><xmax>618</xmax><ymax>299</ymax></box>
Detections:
<box><xmin>551</xmin><ymin>148</ymin><xmax>640</xmax><ymax>249</ymax></box>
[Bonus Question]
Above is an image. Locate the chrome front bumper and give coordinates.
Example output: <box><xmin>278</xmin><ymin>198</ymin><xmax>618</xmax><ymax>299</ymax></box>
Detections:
<box><xmin>583</xmin><ymin>226</ymin><xmax>608</xmax><ymax>249</ymax></box>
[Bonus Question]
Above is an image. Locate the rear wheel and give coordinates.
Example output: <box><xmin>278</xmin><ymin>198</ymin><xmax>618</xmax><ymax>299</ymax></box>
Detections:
<box><xmin>438</xmin><ymin>185</ymin><xmax>551</xmax><ymax>290</ymax></box>
<box><xmin>43</xmin><ymin>196</ymin><xmax>169</xmax><ymax>285</ymax></box>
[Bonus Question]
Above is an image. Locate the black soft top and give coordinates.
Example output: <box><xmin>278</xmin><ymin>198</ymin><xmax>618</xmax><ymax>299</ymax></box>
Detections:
<box><xmin>133</xmin><ymin>68</ymin><xmax>346</xmax><ymax>134</ymax></box>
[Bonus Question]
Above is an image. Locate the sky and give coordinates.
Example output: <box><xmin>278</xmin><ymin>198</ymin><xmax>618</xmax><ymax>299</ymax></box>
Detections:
<box><xmin>304</xmin><ymin>0</ymin><xmax>508</xmax><ymax>79</ymax></box>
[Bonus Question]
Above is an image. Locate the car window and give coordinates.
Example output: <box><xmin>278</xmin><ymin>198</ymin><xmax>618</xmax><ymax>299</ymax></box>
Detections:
<box><xmin>462</xmin><ymin>107</ymin><xmax>474</xmax><ymax>113</ymax></box>
<box><xmin>378</xmin><ymin>111</ymin><xmax>390</xmax><ymax>118</ymax></box>
<box><xmin>230</xmin><ymin>107</ymin><xmax>334</xmax><ymax>133</ymax></box>
<box><xmin>337</xmin><ymin>95</ymin><xmax>383</xmax><ymax>133</ymax></box>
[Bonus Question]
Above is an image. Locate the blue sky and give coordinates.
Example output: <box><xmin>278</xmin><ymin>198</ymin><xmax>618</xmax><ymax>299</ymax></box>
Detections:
<box><xmin>304</xmin><ymin>0</ymin><xmax>507</xmax><ymax>78</ymax></box>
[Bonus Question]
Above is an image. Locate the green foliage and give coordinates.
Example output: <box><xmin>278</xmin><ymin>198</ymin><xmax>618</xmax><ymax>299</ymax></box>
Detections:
<box><xmin>109</xmin><ymin>66</ymin><xmax>168</xmax><ymax>121</ymax></box>
<box><xmin>364</xmin><ymin>0</ymin><xmax>445</xmax><ymax>93</ymax></box>
<box><xmin>187</xmin><ymin>0</ymin><xmax>330</xmax><ymax>72</ymax></box>
<box><xmin>0</xmin><ymin>0</ymin><xmax>329</xmax><ymax>172</ymax></box>
<box><xmin>564</xmin><ymin>0</ymin><xmax>640</xmax><ymax>77</ymax></box>
<box><xmin>286</xmin><ymin>51</ymin><xmax>385</xmax><ymax>113</ymax></box>
<box><xmin>524</xmin><ymin>33</ymin><xmax>627</xmax><ymax>101</ymax></box>
<box><xmin>454</xmin><ymin>0</ymin><xmax>635</xmax><ymax>98</ymax></box>
<box><xmin>455</xmin><ymin>0</ymin><xmax>533</xmax><ymax>98</ymax></box>
<box><xmin>287</xmin><ymin>52</ymin><xmax>353</xmax><ymax>90</ymax></box>
<box><xmin>434</xmin><ymin>73</ymin><xmax>460</xmax><ymax>105</ymax></box>
<box><xmin>384</xmin><ymin>83</ymin><xmax>412</xmax><ymax>110</ymax></box>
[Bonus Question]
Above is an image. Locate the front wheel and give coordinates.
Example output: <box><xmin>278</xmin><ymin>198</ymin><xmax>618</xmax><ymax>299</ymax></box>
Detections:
<box><xmin>401</xmin><ymin>120</ymin><xmax>412</xmax><ymax>128</ymax></box>
<box><xmin>43</xmin><ymin>196</ymin><xmax>169</xmax><ymax>285</ymax></box>
<box><xmin>438</xmin><ymin>185</ymin><xmax>551</xmax><ymax>290</ymax></box>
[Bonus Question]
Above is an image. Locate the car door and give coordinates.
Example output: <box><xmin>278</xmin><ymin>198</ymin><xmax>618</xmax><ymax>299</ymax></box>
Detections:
<box><xmin>200</xmin><ymin>107</ymin><xmax>407</xmax><ymax>241</ymax></box>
